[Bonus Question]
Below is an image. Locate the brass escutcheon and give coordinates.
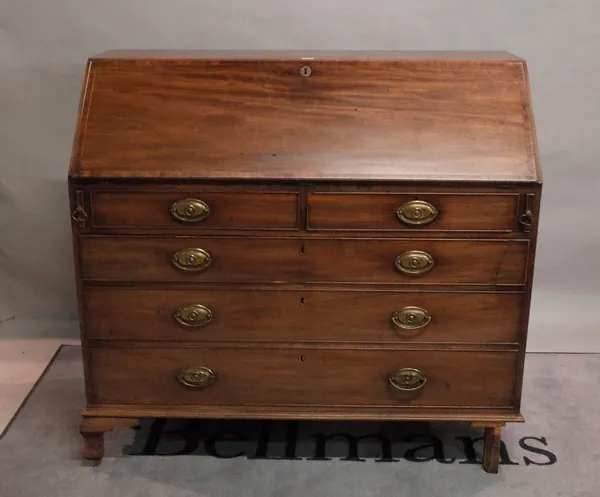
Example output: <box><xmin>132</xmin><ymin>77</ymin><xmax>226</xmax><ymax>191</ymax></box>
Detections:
<box><xmin>170</xmin><ymin>199</ymin><xmax>210</xmax><ymax>223</ymax></box>
<box><xmin>174</xmin><ymin>304</ymin><xmax>213</xmax><ymax>328</ymax></box>
<box><xmin>300</xmin><ymin>65</ymin><xmax>312</xmax><ymax>77</ymax></box>
<box><xmin>395</xmin><ymin>250</ymin><xmax>434</xmax><ymax>276</ymax></box>
<box><xmin>172</xmin><ymin>248</ymin><xmax>212</xmax><ymax>272</ymax></box>
<box><xmin>177</xmin><ymin>366</ymin><xmax>216</xmax><ymax>388</ymax></box>
<box><xmin>396</xmin><ymin>200</ymin><xmax>438</xmax><ymax>226</ymax></box>
<box><xmin>392</xmin><ymin>306</ymin><xmax>431</xmax><ymax>330</ymax></box>
<box><xmin>389</xmin><ymin>368</ymin><xmax>427</xmax><ymax>392</ymax></box>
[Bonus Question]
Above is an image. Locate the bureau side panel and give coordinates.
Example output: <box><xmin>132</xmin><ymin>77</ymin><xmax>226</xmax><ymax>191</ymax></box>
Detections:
<box><xmin>513</xmin><ymin>186</ymin><xmax>543</xmax><ymax>409</ymax></box>
<box><xmin>68</xmin><ymin>183</ymin><xmax>93</xmax><ymax>403</ymax></box>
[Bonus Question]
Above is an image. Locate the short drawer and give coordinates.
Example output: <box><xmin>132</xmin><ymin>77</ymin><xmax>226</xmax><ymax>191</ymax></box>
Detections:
<box><xmin>84</xmin><ymin>288</ymin><xmax>523</xmax><ymax>343</ymax></box>
<box><xmin>79</xmin><ymin>236</ymin><xmax>304</xmax><ymax>282</ymax></box>
<box><xmin>308</xmin><ymin>193</ymin><xmax>518</xmax><ymax>231</ymax></box>
<box><xmin>89</xmin><ymin>347</ymin><xmax>517</xmax><ymax>408</ymax></box>
<box><xmin>79</xmin><ymin>237</ymin><xmax>528</xmax><ymax>285</ymax></box>
<box><xmin>90</xmin><ymin>191</ymin><xmax>299</xmax><ymax>230</ymax></box>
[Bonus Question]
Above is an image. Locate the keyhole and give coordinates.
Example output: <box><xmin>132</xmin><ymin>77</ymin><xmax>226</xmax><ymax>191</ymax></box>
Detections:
<box><xmin>300</xmin><ymin>65</ymin><xmax>312</xmax><ymax>77</ymax></box>
<box><xmin>300</xmin><ymin>297</ymin><xmax>305</xmax><ymax>305</ymax></box>
<box><xmin>298</xmin><ymin>355</ymin><xmax>304</xmax><ymax>362</ymax></box>
<box><xmin>300</xmin><ymin>244</ymin><xmax>305</xmax><ymax>255</ymax></box>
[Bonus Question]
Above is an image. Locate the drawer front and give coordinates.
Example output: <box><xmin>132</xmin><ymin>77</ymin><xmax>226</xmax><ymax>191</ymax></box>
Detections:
<box><xmin>89</xmin><ymin>347</ymin><xmax>517</xmax><ymax>408</ymax></box>
<box><xmin>79</xmin><ymin>237</ymin><xmax>528</xmax><ymax>285</ymax></box>
<box><xmin>91</xmin><ymin>191</ymin><xmax>299</xmax><ymax>230</ymax></box>
<box><xmin>305</xmin><ymin>239</ymin><xmax>528</xmax><ymax>285</ymax></box>
<box><xmin>308</xmin><ymin>193</ymin><xmax>518</xmax><ymax>231</ymax></box>
<box><xmin>80</xmin><ymin>236</ymin><xmax>304</xmax><ymax>282</ymax></box>
<box><xmin>84</xmin><ymin>288</ymin><xmax>523</xmax><ymax>343</ymax></box>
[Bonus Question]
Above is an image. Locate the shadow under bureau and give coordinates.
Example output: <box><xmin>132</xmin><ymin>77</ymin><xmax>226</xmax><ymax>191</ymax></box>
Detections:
<box><xmin>69</xmin><ymin>50</ymin><xmax>542</xmax><ymax>473</ymax></box>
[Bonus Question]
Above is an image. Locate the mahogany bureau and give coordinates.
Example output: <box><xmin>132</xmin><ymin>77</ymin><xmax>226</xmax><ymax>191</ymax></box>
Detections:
<box><xmin>68</xmin><ymin>50</ymin><xmax>542</xmax><ymax>473</ymax></box>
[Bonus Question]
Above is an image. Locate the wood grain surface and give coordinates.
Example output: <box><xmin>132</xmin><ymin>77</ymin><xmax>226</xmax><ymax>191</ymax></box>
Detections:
<box><xmin>89</xmin><ymin>346</ymin><xmax>517</xmax><ymax>408</ymax></box>
<box><xmin>78</xmin><ymin>236</ymin><xmax>528</xmax><ymax>285</ymax></box>
<box><xmin>83</xmin><ymin>404</ymin><xmax>523</xmax><ymax>423</ymax></box>
<box><xmin>91</xmin><ymin>191</ymin><xmax>299</xmax><ymax>230</ymax></box>
<box><xmin>70</xmin><ymin>55</ymin><xmax>539</xmax><ymax>182</ymax></box>
<box><xmin>83</xmin><ymin>287</ymin><xmax>523</xmax><ymax>343</ymax></box>
<box><xmin>308</xmin><ymin>193</ymin><xmax>518</xmax><ymax>231</ymax></box>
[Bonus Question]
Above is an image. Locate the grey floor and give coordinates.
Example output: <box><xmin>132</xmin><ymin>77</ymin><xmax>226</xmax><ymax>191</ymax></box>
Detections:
<box><xmin>0</xmin><ymin>346</ymin><xmax>599</xmax><ymax>497</ymax></box>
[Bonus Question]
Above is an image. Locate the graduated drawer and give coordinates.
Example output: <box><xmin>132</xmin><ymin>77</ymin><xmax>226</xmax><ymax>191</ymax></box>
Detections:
<box><xmin>84</xmin><ymin>288</ymin><xmax>523</xmax><ymax>343</ymax></box>
<box><xmin>88</xmin><ymin>346</ymin><xmax>517</xmax><ymax>408</ymax></box>
<box><xmin>79</xmin><ymin>236</ymin><xmax>528</xmax><ymax>285</ymax></box>
<box><xmin>90</xmin><ymin>191</ymin><xmax>299</xmax><ymax>230</ymax></box>
<box><xmin>308</xmin><ymin>193</ymin><xmax>518</xmax><ymax>231</ymax></box>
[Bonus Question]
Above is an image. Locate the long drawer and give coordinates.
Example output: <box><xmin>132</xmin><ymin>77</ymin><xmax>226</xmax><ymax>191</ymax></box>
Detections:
<box><xmin>79</xmin><ymin>236</ymin><xmax>528</xmax><ymax>285</ymax></box>
<box><xmin>88</xmin><ymin>347</ymin><xmax>517</xmax><ymax>408</ymax></box>
<box><xmin>84</xmin><ymin>288</ymin><xmax>523</xmax><ymax>343</ymax></box>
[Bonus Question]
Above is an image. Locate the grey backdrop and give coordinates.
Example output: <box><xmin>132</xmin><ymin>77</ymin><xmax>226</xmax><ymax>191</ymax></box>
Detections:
<box><xmin>1</xmin><ymin>1</ymin><xmax>599</xmax><ymax>351</ymax></box>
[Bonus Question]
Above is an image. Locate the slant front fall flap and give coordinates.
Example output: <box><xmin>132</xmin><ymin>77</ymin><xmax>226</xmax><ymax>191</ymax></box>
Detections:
<box><xmin>70</xmin><ymin>50</ymin><xmax>540</xmax><ymax>183</ymax></box>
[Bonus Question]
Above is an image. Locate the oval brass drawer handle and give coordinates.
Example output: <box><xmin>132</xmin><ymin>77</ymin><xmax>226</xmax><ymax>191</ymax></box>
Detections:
<box><xmin>392</xmin><ymin>306</ymin><xmax>431</xmax><ymax>330</ymax></box>
<box><xmin>395</xmin><ymin>250</ymin><xmax>434</xmax><ymax>276</ymax></box>
<box><xmin>177</xmin><ymin>366</ymin><xmax>216</xmax><ymax>388</ymax></box>
<box><xmin>172</xmin><ymin>248</ymin><xmax>212</xmax><ymax>272</ymax></box>
<box><xmin>396</xmin><ymin>200</ymin><xmax>437</xmax><ymax>225</ymax></box>
<box><xmin>174</xmin><ymin>304</ymin><xmax>213</xmax><ymax>328</ymax></box>
<box><xmin>389</xmin><ymin>368</ymin><xmax>427</xmax><ymax>392</ymax></box>
<box><xmin>171</xmin><ymin>199</ymin><xmax>210</xmax><ymax>223</ymax></box>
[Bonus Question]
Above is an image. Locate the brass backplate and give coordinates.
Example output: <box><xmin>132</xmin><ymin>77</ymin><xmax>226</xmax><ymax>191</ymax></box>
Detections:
<box><xmin>174</xmin><ymin>304</ymin><xmax>213</xmax><ymax>328</ymax></box>
<box><xmin>389</xmin><ymin>368</ymin><xmax>427</xmax><ymax>391</ymax></box>
<box><xmin>392</xmin><ymin>306</ymin><xmax>432</xmax><ymax>330</ymax></box>
<box><xmin>172</xmin><ymin>248</ymin><xmax>212</xmax><ymax>272</ymax></box>
<box><xmin>395</xmin><ymin>250</ymin><xmax>434</xmax><ymax>276</ymax></box>
<box><xmin>177</xmin><ymin>366</ymin><xmax>216</xmax><ymax>388</ymax></box>
<box><xmin>396</xmin><ymin>200</ymin><xmax>438</xmax><ymax>226</ymax></box>
<box><xmin>170</xmin><ymin>199</ymin><xmax>210</xmax><ymax>223</ymax></box>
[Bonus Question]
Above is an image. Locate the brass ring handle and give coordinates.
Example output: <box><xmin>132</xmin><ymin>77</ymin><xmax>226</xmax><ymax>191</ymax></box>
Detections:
<box><xmin>389</xmin><ymin>368</ymin><xmax>427</xmax><ymax>392</ymax></box>
<box><xmin>392</xmin><ymin>306</ymin><xmax>431</xmax><ymax>330</ymax></box>
<box><xmin>172</xmin><ymin>248</ymin><xmax>212</xmax><ymax>272</ymax></box>
<box><xmin>71</xmin><ymin>207</ymin><xmax>88</xmax><ymax>223</ymax></box>
<box><xmin>171</xmin><ymin>199</ymin><xmax>210</xmax><ymax>223</ymax></box>
<box><xmin>177</xmin><ymin>366</ymin><xmax>216</xmax><ymax>388</ymax></box>
<box><xmin>174</xmin><ymin>304</ymin><xmax>213</xmax><ymax>328</ymax></box>
<box><xmin>396</xmin><ymin>200</ymin><xmax>438</xmax><ymax>226</ymax></box>
<box><xmin>395</xmin><ymin>250</ymin><xmax>434</xmax><ymax>276</ymax></box>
